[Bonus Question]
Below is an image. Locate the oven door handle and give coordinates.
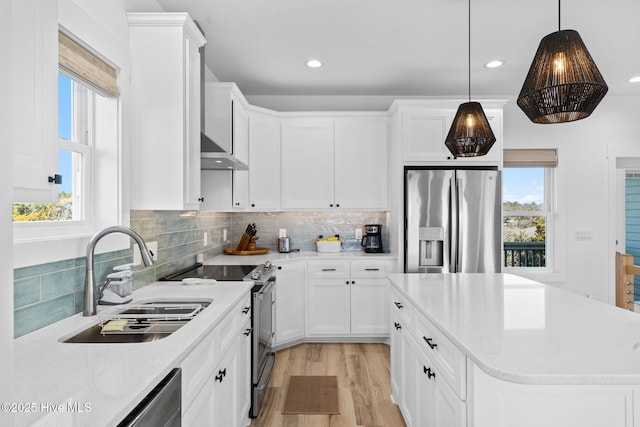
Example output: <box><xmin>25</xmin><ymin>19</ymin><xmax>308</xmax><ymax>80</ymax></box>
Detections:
<box><xmin>255</xmin><ymin>279</ymin><xmax>275</xmax><ymax>300</ymax></box>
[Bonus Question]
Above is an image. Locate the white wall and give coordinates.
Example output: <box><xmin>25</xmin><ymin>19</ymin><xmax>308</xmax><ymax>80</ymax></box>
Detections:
<box><xmin>1</xmin><ymin>0</ymin><xmax>14</xmax><ymax>413</ymax></box>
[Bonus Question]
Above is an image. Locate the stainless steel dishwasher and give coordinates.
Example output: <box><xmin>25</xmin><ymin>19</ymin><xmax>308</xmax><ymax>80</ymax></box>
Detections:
<box><xmin>117</xmin><ymin>368</ymin><xmax>181</xmax><ymax>427</ymax></box>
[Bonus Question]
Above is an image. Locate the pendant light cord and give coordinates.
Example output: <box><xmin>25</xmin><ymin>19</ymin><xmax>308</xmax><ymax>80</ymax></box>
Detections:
<box><xmin>468</xmin><ymin>0</ymin><xmax>471</xmax><ymax>103</ymax></box>
<box><xmin>558</xmin><ymin>0</ymin><xmax>561</xmax><ymax>31</ymax></box>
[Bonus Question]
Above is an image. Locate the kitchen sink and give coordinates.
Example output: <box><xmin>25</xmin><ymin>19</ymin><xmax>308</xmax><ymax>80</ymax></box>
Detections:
<box><xmin>62</xmin><ymin>300</ymin><xmax>211</xmax><ymax>344</ymax></box>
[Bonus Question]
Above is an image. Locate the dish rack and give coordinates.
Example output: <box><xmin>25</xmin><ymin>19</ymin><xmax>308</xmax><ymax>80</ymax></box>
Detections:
<box><xmin>98</xmin><ymin>303</ymin><xmax>205</xmax><ymax>335</ymax></box>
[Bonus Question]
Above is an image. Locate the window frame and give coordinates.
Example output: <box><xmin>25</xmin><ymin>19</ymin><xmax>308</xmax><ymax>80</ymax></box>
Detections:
<box><xmin>12</xmin><ymin>16</ymin><xmax>130</xmax><ymax>269</ymax></box>
<box><xmin>502</xmin><ymin>162</ymin><xmax>560</xmax><ymax>280</ymax></box>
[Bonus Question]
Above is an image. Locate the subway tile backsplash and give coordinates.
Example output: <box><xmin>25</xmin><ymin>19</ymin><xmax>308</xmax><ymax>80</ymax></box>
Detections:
<box><xmin>13</xmin><ymin>210</ymin><xmax>387</xmax><ymax>337</ymax></box>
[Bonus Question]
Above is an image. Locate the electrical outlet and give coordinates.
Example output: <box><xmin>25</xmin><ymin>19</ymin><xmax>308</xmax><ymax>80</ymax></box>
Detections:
<box><xmin>133</xmin><ymin>241</ymin><xmax>158</xmax><ymax>265</ymax></box>
<box><xmin>279</xmin><ymin>229</ymin><xmax>287</xmax><ymax>238</ymax></box>
<box><xmin>223</xmin><ymin>228</ymin><xmax>228</xmax><ymax>242</ymax></box>
<box><xmin>355</xmin><ymin>228</ymin><xmax>363</xmax><ymax>240</ymax></box>
<box><xmin>203</xmin><ymin>231</ymin><xmax>209</xmax><ymax>246</ymax></box>
<box><xmin>576</xmin><ymin>230</ymin><xmax>593</xmax><ymax>241</ymax></box>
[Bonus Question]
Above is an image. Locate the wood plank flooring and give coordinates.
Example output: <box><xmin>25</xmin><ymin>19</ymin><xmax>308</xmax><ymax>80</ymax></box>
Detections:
<box><xmin>250</xmin><ymin>343</ymin><xmax>406</xmax><ymax>427</ymax></box>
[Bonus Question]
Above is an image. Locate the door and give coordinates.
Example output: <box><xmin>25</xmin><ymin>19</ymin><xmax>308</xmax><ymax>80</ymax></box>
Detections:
<box><xmin>405</xmin><ymin>169</ymin><xmax>454</xmax><ymax>273</ymax></box>
<box><xmin>455</xmin><ymin>169</ymin><xmax>501</xmax><ymax>273</ymax></box>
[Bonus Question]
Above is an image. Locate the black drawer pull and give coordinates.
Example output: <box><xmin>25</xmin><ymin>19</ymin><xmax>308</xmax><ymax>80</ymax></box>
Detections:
<box><xmin>394</xmin><ymin>301</ymin><xmax>403</xmax><ymax>309</ymax></box>
<box><xmin>394</xmin><ymin>322</ymin><xmax>401</xmax><ymax>330</ymax></box>
<box><xmin>243</xmin><ymin>328</ymin><xmax>252</xmax><ymax>336</ymax></box>
<box><xmin>423</xmin><ymin>366</ymin><xmax>436</xmax><ymax>379</ymax></box>
<box><xmin>215</xmin><ymin>368</ymin><xmax>227</xmax><ymax>382</ymax></box>
<box><xmin>321</xmin><ymin>268</ymin><xmax>337</xmax><ymax>272</ymax></box>
<box><xmin>423</xmin><ymin>336</ymin><xmax>438</xmax><ymax>349</ymax></box>
<box><xmin>242</xmin><ymin>306</ymin><xmax>250</xmax><ymax>314</ymax></box>
<box><xmin>365</xmin><ymin>268</ymin><xmax>380</xmax><ymax>271</ymax></box>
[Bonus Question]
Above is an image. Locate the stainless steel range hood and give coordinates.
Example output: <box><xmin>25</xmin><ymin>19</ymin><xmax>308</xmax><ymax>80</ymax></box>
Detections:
<box><xmin>201</xmin><ymin>134</ymin><xmax>248</xmax><ymax>170</ymax></box>
<box><xmin>197</xmin><ymin>21</ymin><xmax>248</xmax><ymax>171</ymax></box>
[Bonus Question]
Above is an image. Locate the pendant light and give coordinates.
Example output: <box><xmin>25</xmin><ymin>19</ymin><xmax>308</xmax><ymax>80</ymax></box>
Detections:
<box><xmin>517</xmin><ymin>0</ymin><xmax>608</xmax><ymax>124</ymax></box>
<box><xmin>445</xmin><ymin>0</ymin><xmax>496</xmax><ymax>158</ymax></box>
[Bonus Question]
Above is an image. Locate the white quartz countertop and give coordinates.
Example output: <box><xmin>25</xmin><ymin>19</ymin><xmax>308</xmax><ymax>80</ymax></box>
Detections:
<box><xmin>388</xmin><ymin>273</ymin><xmax>640</xmax><ymax>385</ymax></box>
<box><xmin>204</xmin><ymin>250</ymin><xmax>396</xmax><ymax>265</ymax></box>
<box><xmin>8</xmin><ymin>281</ymin><xmax>251</xmax><ymax>427</ymax></box>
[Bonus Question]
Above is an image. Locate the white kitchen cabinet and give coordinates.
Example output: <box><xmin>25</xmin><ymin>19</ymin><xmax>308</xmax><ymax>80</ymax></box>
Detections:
<box><xmin>281</xmin><ymin>118</ymin><xmax>335</xmax><ymax>209</ymax></box>
<box><xmin>248</xmin><ymin>109</ymin><xmax>281</xmax><ymax>210</ymax></box>
<box><xmin>182</xmin><ymin>293</ymin><xmax>251</xmax><ymax>426</ymax></box>
<box><xmin>281</xmin><ymin>115</ymin><xmax>389</xmax><ymax>210</ymax></box>
<box><xmin>274</xmin><ymin>261</ymin><xmax>306</xmax><ymax>346</ymax></box>
<box><xmin>416</xmin><ymin>346</ymin><xmax>466</xmax><ymax>427</ymax></box>
<box><xmin>334</xmin><ymin>117</ymin><xmax>388</xmax><ymax>209</ymax></box>
<box><xmin>306</xmin><ymin>259</ymin><xmax>393</xmax><ymax>336</ymax></box>
<box><xmin>128</xmin><ymin>13</ymin><xmax>206</xmax><ymax>210</ymax></box>
<box><xmin>390</xmin><ymin>312</ymin><xmax>403</xmax><ymax>406</ymax></box>
<box><xmin>204</xmin><ymin>83</ymin><xmax>249</xmax><ymax>164</ymax></box>
<box><xmin>392</xmin><ymin>100</ymin><xmax>503</xmax><ymax>164</ymax></box>
<box><xmin>12</xmin><ymin>0</ymin><xmax>58</xmax><ymax>203</ymax></box>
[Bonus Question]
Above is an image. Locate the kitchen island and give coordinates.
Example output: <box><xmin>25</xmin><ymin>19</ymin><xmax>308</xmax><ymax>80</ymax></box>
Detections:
<box><xmin>388</xmin><ymin>273</ymin><xmax>640</xmax><ymax>427</ymax></box>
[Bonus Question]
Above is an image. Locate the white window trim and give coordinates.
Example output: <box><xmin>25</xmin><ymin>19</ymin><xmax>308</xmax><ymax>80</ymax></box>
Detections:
<box><xmin>13</xmin><ymin>6</ymin><xmax>131</xmax><ymax>269</ymax></box>
<box><xmin>503</xmin><ymin>166</ymin><xmax>564</xmax><ymax>283</ymax></box>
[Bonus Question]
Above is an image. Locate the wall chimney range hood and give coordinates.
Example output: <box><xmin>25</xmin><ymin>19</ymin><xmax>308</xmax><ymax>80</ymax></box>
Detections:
<box><xmin>201</xmin><ymin>134</ymin><xmax>248</xmax><ymax>170</ymax></box>
<box><xmin>196</xmin><ymin>21</ymin><xmax>248</xmax><ymax>171</ymax></box>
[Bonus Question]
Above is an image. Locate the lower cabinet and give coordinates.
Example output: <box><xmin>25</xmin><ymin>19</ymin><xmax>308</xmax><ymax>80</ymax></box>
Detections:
<box><xmin>306</xmin><ymin>259</ymin><xmax>393</xmax><ymax>337</ymax></box>
<box><xmin>182</xmin><ymin>294</ymin><xmax>251</xmax><ymax>426</ymax></box>
<box><xmin>274</xmin><ymin>261</ymin><xmax>306</xmax><ymax>346</ymax></box>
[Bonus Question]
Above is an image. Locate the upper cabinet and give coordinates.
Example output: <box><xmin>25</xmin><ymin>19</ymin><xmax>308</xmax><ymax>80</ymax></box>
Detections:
<box><xmin>12</xmin><ymin>0</ymin><xmax>59</xmax><ymax>203</ymax></box>
<box><xmin>248</xmin><ymin>108</ymin><xmax>281</xmax><ymax>210</ymax></box>
<box><xmin>392</xmin><ymin>100</ymin><xmax>504</xmax><ymax>164</ymax></box>
<box><xmin>127</xmin><ymin>13</ymin><xmax>206</xmax><ymax>210</ymax></box>
<box><xmin>204</xmin><ymin>83</ymin><xmax>249</xmax><ymax>165</ymax></box>
<box><xmin>281</xmin><ymin>115</ymin><xmax>389</xmax><ymax>210</ymax></box>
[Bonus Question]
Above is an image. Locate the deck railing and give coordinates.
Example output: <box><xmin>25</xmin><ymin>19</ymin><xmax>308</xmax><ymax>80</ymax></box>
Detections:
<box><xmin>504</xmin><ymin>241</ymin><xmax>545</xmax><ymax>267</ymax></box>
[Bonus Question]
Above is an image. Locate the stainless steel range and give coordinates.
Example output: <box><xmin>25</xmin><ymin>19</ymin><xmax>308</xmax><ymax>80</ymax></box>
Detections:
<box><xmin>159</xmin><ymin>261</ymin><xmax>276</xmax><ymax>419</ymax></box>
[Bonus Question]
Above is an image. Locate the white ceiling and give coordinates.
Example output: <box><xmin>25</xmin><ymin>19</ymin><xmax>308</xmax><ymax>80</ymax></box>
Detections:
<box><xmin>155</xmin><ymin>0</ymin><xmax>640</xmax><ymax>104</ymax></box>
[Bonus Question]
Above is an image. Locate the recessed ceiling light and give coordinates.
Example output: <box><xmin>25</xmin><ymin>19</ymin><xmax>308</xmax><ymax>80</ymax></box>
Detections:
<box><xmin>306</xmin><ymin>59</ymin><xmax>323</xmax><ymax>68</ymax></box>
<box><xmin>485</xmin><ymin>60</ymin><xmax>504</xmax><ymax>68</ymax></box>
<box><xmin>629</xmin><ymin>76</ymin><xmax>640</xmax><ymax>83</ymax></box>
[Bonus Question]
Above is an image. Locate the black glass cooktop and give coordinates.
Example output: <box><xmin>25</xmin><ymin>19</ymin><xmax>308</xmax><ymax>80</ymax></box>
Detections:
<box><xmin>159</xmin><ymin>264</ymin><xmax>259</xmax><ymax>282</ymax></box>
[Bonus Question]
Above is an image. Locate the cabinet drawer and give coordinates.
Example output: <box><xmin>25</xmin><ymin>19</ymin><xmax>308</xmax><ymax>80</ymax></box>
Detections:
<box><xmin>391</xmin><ymin>287</ymin><xmax>413</xmax><ymax>328</ymax></box>
<box><xmin>415</xmin><ymin>311</ymin><xmax>466</xmax><ymax>399</ymax></box>
<box><xmin>307</xmin><ymin>260</ymin><xmax>350</xmax><ymax>279</ymax></box>
<box><xmin>237</xmin><ymin>294</ymin><xmax>251</xmax><ymax>326</ymax></box>
<box><xmin>350</xmin><ymin>259</ymin><xmax>395</xmax><ymax>278</ymax></box>
<box><xmin>214</xmin><ymin>307</ymin><xmax>239</xmax><ymax>358</ymax></box>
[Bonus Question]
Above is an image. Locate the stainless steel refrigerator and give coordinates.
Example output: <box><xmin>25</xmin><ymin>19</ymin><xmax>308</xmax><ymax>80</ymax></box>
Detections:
<box><xmin>405</xmin><ymin>167</ymin><xmax>501</xmax><ymax>273</ymax></box>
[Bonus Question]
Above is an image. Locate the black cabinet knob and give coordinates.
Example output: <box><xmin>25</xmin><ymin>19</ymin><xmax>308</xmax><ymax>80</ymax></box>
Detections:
<box><xmin>277</xmin><ymin>266</ymin><xmax>282</xmax><ymax>270</ymax></box>
<box><xmin>394</xmin><ymin>322</ymin><xmax>401</xmax><ymax>330</ymax></box>
<box><xmin>198</xmin><ymin>197</ymin><xmax>204</xmax><ymax>202</ymax></box>
<box><xmin>336</xmin><ymin>203</ymin><xmax>340</xmax><ymax>207</ymax></box>
<box><xmin>394</xmin><ymin>301</ymin><xmax>403</xmax><ymax>309</ymax></box>
<box><xmin>251</xmin><ymin>203</ymin><xmax>255</xmax><ymax>207</ymax></box>
<box><xmin>329</xmin><ymin>204</ymin><xmax>333</xmax><ymax>207</ymax></box>
<box><xmin>346</xmin><ymin>280</ymin><xmax>350</xmax><ymax>285</ymax></box>
<box><xmin>48</xmin><ymin>174</ymin><xmax>62</xmax><ymax>184</ymax></box>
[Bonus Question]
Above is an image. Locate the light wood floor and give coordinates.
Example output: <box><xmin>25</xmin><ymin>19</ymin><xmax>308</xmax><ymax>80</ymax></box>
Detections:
<box><xmin>250</xmin><ymin>343</ymin><xmax>406</xmax><ymax>427</ymax></box>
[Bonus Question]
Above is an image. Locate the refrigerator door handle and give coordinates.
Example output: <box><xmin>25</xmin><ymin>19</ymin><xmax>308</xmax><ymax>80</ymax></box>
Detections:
<box><xmin>449</xmin><ymin>175</ymin><xmax>458</xmax><ymax>273</ymax></box>
<box><xmin>455</xmin><ymin>176</ymin><xmax>462</xmax><ymax>272</ymax></box>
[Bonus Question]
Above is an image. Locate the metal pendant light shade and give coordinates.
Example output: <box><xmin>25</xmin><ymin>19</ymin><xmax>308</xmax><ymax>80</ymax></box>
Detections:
<box><xmin>444</xmin><ymin>0</ymin><xmax>496</xmax><ymax>158</ymax></box>
<box><xmin>517</xmin><ymin>28</ymin><xmax>608</xmax><ymax>124</ymax></box>
<box><xmin>445</xmin><ymin>102</ymin><xmax>496</xmax><ymax>157</ymax></box>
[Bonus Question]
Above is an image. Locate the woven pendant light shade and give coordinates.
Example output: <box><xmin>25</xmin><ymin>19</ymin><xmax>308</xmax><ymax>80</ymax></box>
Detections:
<box><xmin>445</xmin><ymin>102</ymin><xmax>496</xmax><ymax>157</ymax></box>
<box><xmin>517</xmin><ymin>29</ymin><xmax>608</xmax><ymax>124</ymax></box>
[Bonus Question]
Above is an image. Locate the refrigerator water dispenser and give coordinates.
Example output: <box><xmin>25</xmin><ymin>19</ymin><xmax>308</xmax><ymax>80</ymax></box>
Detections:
<box><xmin>419</xmin><ymin>227</ymin><xmax>444</xmax><ymax>267</ymax></box>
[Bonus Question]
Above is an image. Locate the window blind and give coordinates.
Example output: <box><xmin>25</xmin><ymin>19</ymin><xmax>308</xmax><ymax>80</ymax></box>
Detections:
<box><xmin>503</xmin><ymin>149</ymin><xmax>557</xmax><ymax>168</ymax></box>
<box><xmin>58</xmin><ymin>31</ymin><xmax>119</xmax><ymax>98</ymax></box>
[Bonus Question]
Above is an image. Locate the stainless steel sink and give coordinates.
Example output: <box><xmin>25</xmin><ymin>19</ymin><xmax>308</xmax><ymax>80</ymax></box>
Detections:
<box><xmin>62</xmin><ymin>300</ymin><xmax>211</xmax><ymax>344</ymax></box>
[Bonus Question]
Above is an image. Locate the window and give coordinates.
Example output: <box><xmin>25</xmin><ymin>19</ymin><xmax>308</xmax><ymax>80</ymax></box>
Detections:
<box><xmin>12</xmin><ymin>72</ymin><xmax>92</xmax><ymax>222</ymax></box>
<box><xmin>503</xmin><ymin>149</ymin><xmax>557</xmax><ymax>272</ymax></box>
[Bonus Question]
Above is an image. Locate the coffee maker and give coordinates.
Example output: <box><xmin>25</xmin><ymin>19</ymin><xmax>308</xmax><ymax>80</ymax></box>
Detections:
<box><xmin>361</xmin><ymin>224</ymin><xmax>384</xmax><ymax>253</ymax></box>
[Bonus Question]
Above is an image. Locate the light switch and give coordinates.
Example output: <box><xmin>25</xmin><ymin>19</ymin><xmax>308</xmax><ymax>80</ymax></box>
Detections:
<box><xmin>575</xmin><ymin>230</ymin><xmax>593</xmax><ymax>241</ymax></box>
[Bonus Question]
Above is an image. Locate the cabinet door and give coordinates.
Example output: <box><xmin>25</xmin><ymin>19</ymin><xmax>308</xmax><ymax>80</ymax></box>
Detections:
<box><xmin>401</xmin><ymin>325</ymin><xmax>418</xmax><ymax>427</ymax></box>
<box><xmin>306</xmin><ymin>278</ymin><xmax>350</xmax><ymax>335</ymax></box>
<box><xmin>184</xmin><ymin>35</ymin><xmax>202</xmax><ymax>209</ymax></box>
<box><xmin>248</xmin><ymin>111</ymin><xmax>281</xmax><ymax>210</ymax></box>
<box><xmin>281</xmin><ymin>119</ymin><xmax>335</xmax><ymax>209</ymax></box>
<box><xmin>236</xmin><ymin>319</ymin><xmax>252</xmax><ymax>427</ymax></box>
<box><xmin>274</xmin><ymin>262</ymin><xmax>306</xmax><ymax>345</ymax></box>
<box><xmin>401</xmin><ymin>109</ymin><xmax>452</xmax><ymax>162</ymax></box>
<box><xmin>233</xmin><ymin>99</ymin><xmax>249</xmax><ymax>165</ymax></box>
<box><xmin>212</xmin><ymin>346</ymin><xmax>238</xmax><ymax>427</ymax></box>
<box><xmin>334</xmin><ymin>117</ymin><xmax>388</xmax><ymax>209</ymax></box>
<box><xmin>12</xmin><ymin>0</ymin><xmax>58</xmax><ymax>203</ymax></box>
<box><xmin>232</xmin><ymin>170</ymin><xmax>248</xmax><ymax>209</ymax></box>
<box><xmin>350</xmin><ymin>278</ymin><xmax>389</xmax><ymax>335</ymax></box>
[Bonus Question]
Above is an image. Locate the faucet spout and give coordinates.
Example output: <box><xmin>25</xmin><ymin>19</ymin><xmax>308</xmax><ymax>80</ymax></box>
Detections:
<box><xmin>83</xmin><ymin>226</ymin><xmax>154</xmax><ymax>316</ymax></box>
